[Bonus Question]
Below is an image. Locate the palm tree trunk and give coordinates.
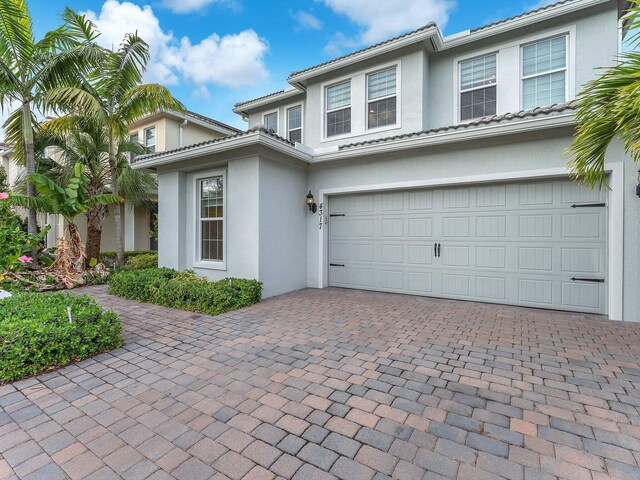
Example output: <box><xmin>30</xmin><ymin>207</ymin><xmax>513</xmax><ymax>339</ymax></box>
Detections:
<box><xmin>85</xmin><ymin>192</ymin><xmax>106</xmax><ymax>267</ymax></box>
<box><xmin>108</xmin><ymin>128</ymin><xmax>125</xmax><ymax>266</ymax></box>
<box><xmin>22</xmin><ymin>102</ymin><xmax>37</xmax><ymax>260</ymax></box>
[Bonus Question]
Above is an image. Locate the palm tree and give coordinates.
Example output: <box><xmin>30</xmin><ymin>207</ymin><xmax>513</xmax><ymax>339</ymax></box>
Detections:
<box><xmin>0</xmin><ymin>2</ymin><xmax>102</xmax><ymax>250</ymax></box>
<box><xmin>41</xmin><ymin>116</ymin><xmax>156</xmax><ymax>266</ymax></box>
<box><xmin>47</xmin><ymin>22</ymin><xmax>184</xmax><ymax>266</ymax></box>
<box><xmin>10</xmin><ymin>162</ymin><xmax>120</xmax><ymax>285</ymax></box>
<box><xmin>568</xmin><ymin>2</ymin><xmax>640</xmax><ymax>188</ymax></box>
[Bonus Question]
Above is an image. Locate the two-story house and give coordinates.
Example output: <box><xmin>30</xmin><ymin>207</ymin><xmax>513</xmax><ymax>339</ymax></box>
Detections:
<box><xmin>2</xmin><ymin>110</ymin><xmax>239</xmax><ymax>253</ymax></box>
<box><xmin>132</xmin><ymin>0</ymin><xmax>637</xmax><ymax>321</ymax></box>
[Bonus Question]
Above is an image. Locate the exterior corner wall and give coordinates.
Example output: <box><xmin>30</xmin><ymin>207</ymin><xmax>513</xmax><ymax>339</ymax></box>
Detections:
<box><xmin>158</xmin><ymin>170</ymin><xmax>187</xmax><ymax>270</ymax></box>
<box><xmin>258</xmin><ymin>157</ymin><xmax>308</xmax><ymax>297</ymax></box>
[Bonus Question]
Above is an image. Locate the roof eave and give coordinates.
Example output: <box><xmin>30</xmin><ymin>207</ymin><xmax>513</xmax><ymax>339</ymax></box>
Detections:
<box><xmin>313</xmin><ymin>114</ymin><xmax>576</xmax><ymax>163</ymax></box>
<box><xmin>443</xmin><ymin>0</ymin><xmax>611</xmax><ymax>49</ymax></box>
<box><xmin>131</xmin><ymin>131</ymin><xmax>312</xmax><ymax>170</ymax></box>
<box><xmin>232</xmin><ymin>87</ymin><xmax>306</xmax><ymax>115</ymax></box>
<box><xmin>288</xmin><ymin>26</ymin><xmax>440</xmax><ymax>85</ymax></box>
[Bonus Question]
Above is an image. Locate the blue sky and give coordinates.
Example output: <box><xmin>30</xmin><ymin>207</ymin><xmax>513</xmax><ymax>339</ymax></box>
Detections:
<box><xmin>29</xmin><ymin>0</ymin><xmax>556</xmax><ymax>128</ymax></box>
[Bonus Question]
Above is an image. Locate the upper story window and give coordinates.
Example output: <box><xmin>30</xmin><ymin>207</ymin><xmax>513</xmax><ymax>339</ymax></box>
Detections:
<box><xmin>287</xmin><ymin>105</ymin><xmax>302</xmax><ymax>143</ymax></box>
<box><xmin>367</xmin><ymin>67</ymin><xmax>397</xmax><ymax>129</ymax></box>
<box><xmin>522</xmin><ymin>35</ymin><xmax>567</xmax><ymax>110</ymax></box>
<box><xmin>144</xmin><ymin>126</ymin><xmax>156</xmax><ymax>153</ymax></box>
<box><xmin>129</xmin><ymin>132</ymin><xmax>139</xmax><ymax>161</ymax></box>
<box><xmin>459</xmin><ymin>54</ymin><xmax>497</xmax><ymax>121</ymax></box>
<box><xmin>198</xmin><ymin>175</ymin><xmax>224</xmax><ymax>262</ymax></box>
<box><xmin>326</xmin><ymin>80</ymin><xmax>351</xmax><ymax>137</ymax></box>
<box><xmin>264</xmin><ymin>112</ymin><xmax>278</xmax><ymax>133</ymax></box>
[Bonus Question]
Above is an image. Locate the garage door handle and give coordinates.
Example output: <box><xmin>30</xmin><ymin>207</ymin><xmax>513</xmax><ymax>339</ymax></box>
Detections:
<box><xmin>570</xmin><ymin>277</ymin><xmax>605</xmax><ymax>283</ymax></box>
<box><xmin>330</xmin><ymin>263</ymin><xmax>345</xmax><ymax>267</ymax></box>
<box><xmin>437</xmin><ymin>243</ymin><xmax>441</xmax><ymax>258</ymax></box>
<box><xmin>434</xmin><ymin>243</ymin><xmax>437</xmax><ymax>257</ymax></box>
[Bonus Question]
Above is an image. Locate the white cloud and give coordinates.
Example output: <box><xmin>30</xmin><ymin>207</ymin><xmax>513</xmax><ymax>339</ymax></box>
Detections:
<box><xmin>292</xmin><ymin>10</ymin><xmax>323</xmax><ymax>30</ymax></box>
<box><xmin>320</xmin><ymin>0</ymin><xmax>455</xmax><ymax>52</ymax></box>
<box><xmin>83</xmin><ymin>0</ymin><xmax>269</xmax><ymax>90</ymax></box>
<box><xmin>159</xmin><ymin>0</ymin><xmax>240</xmax><ymax>14</ymax></box>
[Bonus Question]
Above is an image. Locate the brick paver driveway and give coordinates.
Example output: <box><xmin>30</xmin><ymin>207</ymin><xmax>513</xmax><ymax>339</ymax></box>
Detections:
<box><xmin>1</xmin><ymin>286</ymin><xmax>640</xmax><ymax>480</ymax></box>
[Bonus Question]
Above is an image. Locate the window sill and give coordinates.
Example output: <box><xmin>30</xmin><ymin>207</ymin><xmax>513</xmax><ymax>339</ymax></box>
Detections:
<box><xmin>193</xmin><ymin>260</ymin><xmax>226</xmax><ymax>271</ymax></box>
<box><xmin>321</xmin><ymin>124</ymin><xmax>402</xmax><ymax>143</ymax></box>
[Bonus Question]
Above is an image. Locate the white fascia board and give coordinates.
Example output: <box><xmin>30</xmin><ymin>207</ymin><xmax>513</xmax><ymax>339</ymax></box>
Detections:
<box><xmin>442</xmin><ymin>0</ymin><xmax>609</xmax><ymax>49</ymax></box>
<box><xmin>172</xmin><ymin>112</ymin><xmax>239</xmax><ymax>136</ymax></box>
<box><xmin>232</xmin><ymin>88</ymin><xmax>305</xmax><ymax>115</ymax></box>
<box><xmin>311</xmin><ymin>114</ymin><xmax>577</xmax><ymax>163</ymax></box>
<box><xmin>287</xmin><ymin>27</ymin><xmax>440</xmax><ymax>84</ymax></box>
<box><xmin>131</xmin><ymin>132</ymin><xmax>312</xmax><ymax>170</ymax></box>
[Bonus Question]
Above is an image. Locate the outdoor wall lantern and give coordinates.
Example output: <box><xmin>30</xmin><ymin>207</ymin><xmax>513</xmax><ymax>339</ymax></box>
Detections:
<box><xmin>306</xmin><ymin>191</ymin><xmax>317</xmax><ymax>213</ymax></box>
<box><xmin>637</xmin><ymin>170</ymin><xmax>640</xmax><ymax>198</ymax></box>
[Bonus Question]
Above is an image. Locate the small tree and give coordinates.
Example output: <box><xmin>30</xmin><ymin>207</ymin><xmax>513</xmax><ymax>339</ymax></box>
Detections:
<box><xmin>568</xmin><ymin>2</ymin><xmax>640</xmax><ymax>187</ymax></box>
<box><xmin>10</xmin><ymin>162</ymin><xmax>120</xmax><ymax>286</ymax></box>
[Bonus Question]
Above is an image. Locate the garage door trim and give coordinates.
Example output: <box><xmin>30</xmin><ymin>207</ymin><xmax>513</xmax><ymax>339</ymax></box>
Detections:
<box><xmin>315</xmin><ymin>163</ymin><xmax>624</xmax><ymax>320</ymax></box>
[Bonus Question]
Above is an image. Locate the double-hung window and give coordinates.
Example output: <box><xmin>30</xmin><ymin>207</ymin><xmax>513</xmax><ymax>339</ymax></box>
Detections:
<box><xmin>367</xmin><ymin>67</ymin><xmax>397</xmax><ymax>129</ymax></box>
<box><xmin>287</xmin><ymin>106</ymin><xmax>302</xmax><ymax>143</ymax></box>
<box><xmin>264</xmin><ymin>112</ymin><xmax>278</xmax><ymax>133</ymax></box>
<box><xmin>198</xmin><ymin>176</ymin><xmax>224</xmax><ymax>262</ymax></box>
<box><xmin>326</xmin><ymin>81</ymin><xmax>351</xmax><ymax>137</ymax></box>
<box><xmin>459</xmin><ymin>54</ymin><xmax>497</xmax><ymax>121</ymax></box>
<box><xmin>522</xmin><ymin>35</ymin><xmax>567</xmax><ymax>109</ymax></box>
<box><xmin>144</xmin><ymin>126</ymin><xmax>156</xmax><ymax>153</ymax></box>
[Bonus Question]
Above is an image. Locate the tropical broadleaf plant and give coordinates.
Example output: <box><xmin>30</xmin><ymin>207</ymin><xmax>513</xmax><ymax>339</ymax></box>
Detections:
<box><xmin>568</xmin><ymin>1</ymin><xmax>640</xmax><ymax>188</ymax></box>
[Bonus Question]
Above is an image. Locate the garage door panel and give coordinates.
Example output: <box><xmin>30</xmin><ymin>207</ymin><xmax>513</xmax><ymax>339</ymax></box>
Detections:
<box><xmin>328</xmin><ymin>180</ymin><xmax>607</xmax><ymax>314</ymax></box>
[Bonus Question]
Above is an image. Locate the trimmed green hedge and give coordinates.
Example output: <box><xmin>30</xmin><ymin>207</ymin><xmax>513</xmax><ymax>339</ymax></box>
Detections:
<box><xmin>98</xmin><ymin>250</ymin><xmax>156</xmax><ymax>268</ymax></box>
<box><xmin>0</xmin><ymin>292</ymin><xmax>123</xmax><ymax>383</ymax></box>
<box><xmin>127</xmin><ymin>252</ymin><xmax>158</xmax><ymax>270</ymax></box>
<box><xmin>107</xmin><ymin>268</ymin><xmax>262</xmax><ymax>316</ymax></box>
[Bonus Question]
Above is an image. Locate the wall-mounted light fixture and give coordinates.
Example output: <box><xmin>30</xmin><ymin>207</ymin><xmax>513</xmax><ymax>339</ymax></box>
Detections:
<box><xmin>306</xmin><ymin>191</ymin><xmax>317</xmax><ymax>213</ymax></box>
<box><xmin>637</xmin><ymin>170</ymin><xmax>640</xmax><ymax>198</ymax></box>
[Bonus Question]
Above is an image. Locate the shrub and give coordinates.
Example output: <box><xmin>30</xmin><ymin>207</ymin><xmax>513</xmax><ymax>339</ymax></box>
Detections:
<box><xmin>98</xmin><ymin>250</ymin><xmax>156</xmax><ymax>268</ymax></box>
<box><xmin>107</xmin><ymin>268</ymin><xmax>261</xmax><ymax>316</ymax></box>
<box><xmin>0</xmin><ymin>292</ymin><xmax>122</xmax><ymax>383</ymax></box>
<box><xmin>127</xmin><ymin>252</ymin><xmax>158</xmax><ymax>270</ymax></box>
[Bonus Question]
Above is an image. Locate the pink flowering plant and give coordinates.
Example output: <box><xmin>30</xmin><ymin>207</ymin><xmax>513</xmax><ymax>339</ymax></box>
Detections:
<box><xmin>0</xmin><ymin>192</ymin><xmax>47</xmax><ymax>274</ymax></box>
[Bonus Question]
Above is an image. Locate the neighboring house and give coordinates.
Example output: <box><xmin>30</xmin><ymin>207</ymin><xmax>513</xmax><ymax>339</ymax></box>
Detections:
<box><xmin>2</xmin><ymin>111</ymin><xmax>239</xmax><ymax>253</ymax></box>
<box><xmin>132</xmin><ymin>0</ymin><xmax>637</xmax><ymax>321</ymax></box>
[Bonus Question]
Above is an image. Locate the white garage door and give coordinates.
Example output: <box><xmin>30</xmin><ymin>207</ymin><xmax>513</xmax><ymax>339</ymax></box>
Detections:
<box><xmin>328</xmin><ymin>179</ymin><xmax>608</xmax><ymax>314</ymax></box>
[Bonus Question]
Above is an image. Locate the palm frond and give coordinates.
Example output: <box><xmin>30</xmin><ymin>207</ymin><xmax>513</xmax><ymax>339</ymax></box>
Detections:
<box><xmin>119</xmin><ymin>83</ymin><xmax>185</xmax><ymax>123</ymax></box>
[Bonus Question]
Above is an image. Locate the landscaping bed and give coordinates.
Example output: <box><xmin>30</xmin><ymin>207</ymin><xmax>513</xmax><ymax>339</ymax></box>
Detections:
<box><xmin>0</xmin><ymin>292</ymin><xmax>122</xmax><ymax>383</ymax></box>
<box><xmin>107</xmin><ymin>268</ymin><xmax>262</xmax><ymax>316</ymax></box>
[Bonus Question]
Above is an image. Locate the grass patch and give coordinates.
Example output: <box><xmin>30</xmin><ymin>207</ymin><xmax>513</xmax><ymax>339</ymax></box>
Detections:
<box><xmin>0</xmin><ymin>292</ymin><xmax>122</xmax><ymax>383</ymax></box>
<box><xmin>107</xmin><ymin>268</ymin><xmax>261</xmax><ymax>316</ymax></box>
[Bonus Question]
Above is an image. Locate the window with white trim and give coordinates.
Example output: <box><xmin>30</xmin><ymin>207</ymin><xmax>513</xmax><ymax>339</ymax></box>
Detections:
<box><xmin>459</xmin><ymin>54</ymin><xmax>497</xmax><ymax>121</ymax></box>
<box><xmin>326</xmin><ymin>80</ymin><xmax>351</xmax><ymax>137</ymax></box>
<box><xmin>287</xmin><ymin>105</ymin><xmax>302</xmax><ymax>143</ymax></box>
<box><xmin>144</xmin><ymin>126</ymin><xmax>156</xmax><ymax>153</ymax></box>
<box><xmin>198</xmin><ymin>176</ymin><xmax>224</xmax><ymax>262</ymax></box>
<box><xmin>264</xmin><ymin>112</ymin><xmax>278</xmax><ymax>133</ymax></box>
<box><xmin>522</xmin><ymin>35</ymin><xmax>567</xmax><ymax>110</ymax></box>
<box><xmin>367</xmin><ymin>67</ymin><xmax>397</xmax><ymax>128</ymax></box>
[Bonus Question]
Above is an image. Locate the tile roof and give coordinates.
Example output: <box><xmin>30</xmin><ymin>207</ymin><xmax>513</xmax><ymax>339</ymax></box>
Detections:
<box><xmin>338</xmin><ymin>101</ymin><xmax>578</xmax><ymax>150</ymax></box>
<box><xmin>288</xmin><ymin>22</ymin><xmax>437</xmax><ymax>79</ymax></box>
<box><xmin>131</xmin><ymin>126</ymin><xmax>294</xmax><ymax>163</ymax></box>
<box><xmin>234</xmin><ymin>90</ymin><xmax>287</xmax><ymax>108</ymax></box>
<box><xmin>470</xmin><ymin>0</ymin><xmax>573</xmax><ymax>32</ymax></box>
<box><xmin>184</xmin><ymin>111</ymin><xmax>241</xmax><ymax>133</ymax></box>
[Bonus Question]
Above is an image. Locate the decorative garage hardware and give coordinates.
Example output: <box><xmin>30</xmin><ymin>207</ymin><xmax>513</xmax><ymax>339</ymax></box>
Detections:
<box><xmin>570</xmin><ymin>277</ymin><xmax>605</xmax><ymax>283</ymax></box>
<box><xmin>637</xmin><ymin>169</ymin><xmax>640</xmax><ymax>197</ymax></box>
<box><xmin>330</xmin><ymin>263</ymin><xmax>345</xmax><ymax>267</ymax></box>
<box><xmin>433</xmin><ymin>243</ymin><xmax>441</xmax><ymax>257</ymax></box>
<box><xmin>437</xmin><ymin>243</ymin><xmax>441</xmax><ymax>258</ymax></box>
<box><xmin>570</xmin><ymin>203</ymin><xmax>606</xmax><ymax>208</ymax></box>
<box><xmin>306</xmin><ymin>191</ymin><xmax>317</xmax><ymax>213</ymax></box>
<box><xmin>330</xmin><ymin>214</ymin><xmax>346</xmax><ymax>217</ymax></box>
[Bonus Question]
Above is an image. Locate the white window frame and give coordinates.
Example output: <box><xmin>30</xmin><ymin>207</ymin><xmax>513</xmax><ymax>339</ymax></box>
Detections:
<box><xmin>144</xmin><ymin>126</ymin><xmax>156</xmax><ymax>152</ymax></box>
<box><xmin>520</xmin><ymin>34</ymin><xmax>569</xmax><ymax>110</ymax></box>
<box><xmin>129</xmin><ymin>131</ymin><xmax>140</xmax><ymax>161</ymax></box>
<box><xmin>324</xmin><ymin>79</ymin><xmax>352</xmax><ymax>139</ymax></box>
<box><xmin>263</xmin><ymin>110</ymin><xmax>279</xmax><ymax>134</ymax></box>
<box><xmin>193</xmin><ymin>170</ymin><xmax>226</xmax><ymax>270</ymax></box>
<box><xmin>458</xmin><ymin>53</ymin><xmax>498</xmax><ymax>122</ymax></box>
<box><xmin>452</xmin><ymin>25</ymin><xmax>575</xmax><ymax>123</ymax></box>
<box><xmin>286</xmin><ymin>104</ymin><xmax>303</xmax><ymax>144</ymax></box>
<box><xmin>366</xmin><ymin>65</ymin><xmax>399</xmax><ymax>130</ymax></box>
